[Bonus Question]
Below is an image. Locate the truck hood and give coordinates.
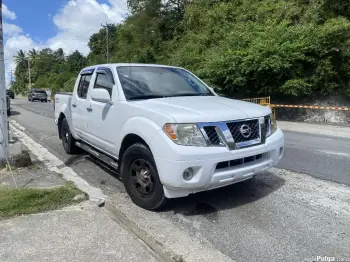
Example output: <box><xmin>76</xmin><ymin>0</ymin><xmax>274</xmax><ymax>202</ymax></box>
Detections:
<box><xmin>133</xmin><ymin>96</ymin><xmax>271</xmax><ymax>123</ymax></box>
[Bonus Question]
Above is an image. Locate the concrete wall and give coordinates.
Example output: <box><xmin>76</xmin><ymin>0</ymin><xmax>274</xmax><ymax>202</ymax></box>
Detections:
<box><xmin>273</xmin><ymin>96</ymin><xmax>350</xmax><ymax>125</ymax></box>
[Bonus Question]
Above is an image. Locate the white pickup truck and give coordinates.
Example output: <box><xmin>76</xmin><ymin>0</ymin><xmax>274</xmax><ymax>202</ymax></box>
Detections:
<box><xmin>54</xmin><ymin>63</ymin><xmax>284</xmax><ymax>210</ymax></box>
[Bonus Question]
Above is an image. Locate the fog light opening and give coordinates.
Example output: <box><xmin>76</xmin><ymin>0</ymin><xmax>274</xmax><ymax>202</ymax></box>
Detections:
<box><xmin>279</xmin><ymin>146</ymin><xmax>284</xmax><ymax>156</ymax></box>
<box><xmin>183</xmin><ymin>168</ymin><xmax>194</xmax><ymax>181</ymax></box>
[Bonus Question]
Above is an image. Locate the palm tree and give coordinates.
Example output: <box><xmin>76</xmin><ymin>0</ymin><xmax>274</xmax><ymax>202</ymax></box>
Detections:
<box><xmin>14</xmin><ymin>49</ymin><xmax>26</xmax><ymax>65</ymax></box>
<box><xmin>28</xmin><ymin>48</ymin><xmax>37</xmax><ymax>62</ymax></box>
<box><xmin>54</xmin><ymin>48</ymin><xmax>65</xmax><ymax>62</ymax></box>
<box><xmin>14</xmin><ymin>50</ymin><xmax>30</xmax><ymax>93</ymax></box>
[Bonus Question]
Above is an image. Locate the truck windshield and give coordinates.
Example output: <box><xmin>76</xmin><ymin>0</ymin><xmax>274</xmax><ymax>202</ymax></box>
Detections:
<box><xmin>116</xmin><ymin>66</ymin><xmax>214</xmax><ymax>100</ymax></box>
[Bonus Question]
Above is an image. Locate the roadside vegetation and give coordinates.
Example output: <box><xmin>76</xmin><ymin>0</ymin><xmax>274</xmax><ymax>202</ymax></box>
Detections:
<box><xmin>0</xmin><ymin>182</ymin><xmax>86</xmax><ymax>219</ymax></box>
<box><xmin>10</xmin><ymin>0</ymin><xmax>350</xmax><ymax>99</ymax></box>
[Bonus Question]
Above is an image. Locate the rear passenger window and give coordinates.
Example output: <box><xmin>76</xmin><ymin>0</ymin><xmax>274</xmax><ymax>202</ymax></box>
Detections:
<box><xmin>77</xmin><ymin>75</ymin><xmax>92</xmax><ymax>99</ymax></box>
<box><xmin>94</xmin><ymin>73</ymin><xmax>113</xmax><ymax>96</ymax></box>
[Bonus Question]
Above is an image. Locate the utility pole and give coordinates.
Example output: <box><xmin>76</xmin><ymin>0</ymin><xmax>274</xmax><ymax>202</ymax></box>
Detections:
<box><xmin>27</xmin><ymin>58</ymin><xmax>31</xmax><ymax>91</ymax></box>
<box><xmin>101</xmin><ymin>23</ymin><xmax>109</xmax><ymax>63</ymax></box>
<box><xmin>9</xmin><ymin>70</ymin><xmax>13</xmax><ymax>89</ymax></box>
<box><xmin>0</xmin><ymin>0</ymin><xmax>9</xmax><ymax>159</ymax></box>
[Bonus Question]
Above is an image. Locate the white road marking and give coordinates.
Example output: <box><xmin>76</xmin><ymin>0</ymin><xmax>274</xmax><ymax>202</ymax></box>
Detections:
<box><xmin>318</xmin><ymin>150</ymin><xmax>350</xmax><ymax>158</ymax></box>
<box><xmin>9</xmin><ymin>120</ymin><xmax>107</xmax><ymax>203</ymax></box>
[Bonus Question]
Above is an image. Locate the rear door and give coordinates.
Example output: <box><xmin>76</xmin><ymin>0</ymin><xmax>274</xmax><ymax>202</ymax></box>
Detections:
<box><xmin>71</xmin><ymin>71</ymin><xmax>94</xmax><ymax>140</ymax></box>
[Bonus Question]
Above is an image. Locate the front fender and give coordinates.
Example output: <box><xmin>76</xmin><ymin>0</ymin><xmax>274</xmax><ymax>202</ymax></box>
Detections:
<box><xmin>118</xmin><ymin>116</ymin><xmax>162</xmax><ymax>153</ymax></box>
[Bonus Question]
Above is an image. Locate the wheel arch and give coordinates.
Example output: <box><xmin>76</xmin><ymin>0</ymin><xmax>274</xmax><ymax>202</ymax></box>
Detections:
<box><xmin>57</xmin><ymin>113</ymin><xmax>66</xmax><ymax>139</ymax></box>
<box><xmin>119</xmin><ymin>133</ymin><xmax>150</xmax><ymax>163</ymax></box>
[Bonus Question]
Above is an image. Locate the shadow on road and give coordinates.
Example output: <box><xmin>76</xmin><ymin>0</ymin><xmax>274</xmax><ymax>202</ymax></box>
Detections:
<box><xmin>10</xmin><ymin>111</ymin><xmax>21</xmax><ymax>116</ymax></box>
<box><xmin>64</xmin><ymin>153</ymin><xmax>121</xmax><ymax>180</ymax></box>
<box><xmin>166</xmin><ymin>172</ymin><xmax>285</xmax><ymax>218</ymax></box>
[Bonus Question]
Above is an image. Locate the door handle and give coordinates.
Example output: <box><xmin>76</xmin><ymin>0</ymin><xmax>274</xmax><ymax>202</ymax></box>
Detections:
<box><xmin>87</xmin><ymin>107</ymin><xmax>92</xmax><ymax>112</ymax></box>
<box><xmin>72</xmin><ymin>103</ymin><xmax>77</xmax><ymax>108</ymax></box>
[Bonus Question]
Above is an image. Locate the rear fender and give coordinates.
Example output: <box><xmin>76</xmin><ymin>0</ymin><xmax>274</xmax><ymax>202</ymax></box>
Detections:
<box><xmin>57</xmin><ymin>99</ymin><xmax>77</xmax><ymax>139</ymax></box>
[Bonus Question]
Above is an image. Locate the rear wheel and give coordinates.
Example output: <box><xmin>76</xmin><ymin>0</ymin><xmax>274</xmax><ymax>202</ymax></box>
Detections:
<box><xmin>60</xmin><ymin>118</ymin><xmax>80</xmax><ymax>154</ymax></box>
<box><xmin>121</xmin><ymin>143</ymin><xmax>167</xmax><ymax>210</ymax></box>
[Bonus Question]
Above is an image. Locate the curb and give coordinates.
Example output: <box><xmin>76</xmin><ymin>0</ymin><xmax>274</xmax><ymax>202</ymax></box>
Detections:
<box><xmin>104</xmin><ymin>200</ymin><xmax>176</xmax><ymax>262</ymax></box>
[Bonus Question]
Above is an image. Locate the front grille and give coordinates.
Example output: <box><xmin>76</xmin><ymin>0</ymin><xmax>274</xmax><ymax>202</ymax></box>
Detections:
<box><xmin>265</xmin><ymin>116</ymin><xmax>271</xmax><ymax>136</ymax></box>
<box><xmin>203</xmin><ymin>126</ymin><xmax>221</xmax><ymax>145</ymax></box>
<box><xmin>216</xmin><ymin>153</ymin><xmax>266</xmax><ymax>170</ymax></box>
<box><xmin>226</xmin><ymin>119</ymin><xmax>260</xmax><ymax>143</ymax></box>
<box><xmin>198</xmin><ymin>117</ymin><xmax>266</xmax><ymax>150</ymax></box>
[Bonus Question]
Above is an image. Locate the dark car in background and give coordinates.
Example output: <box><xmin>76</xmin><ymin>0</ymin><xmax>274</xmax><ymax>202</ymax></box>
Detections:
<box><xmin>6</xmin><ymin>89</ymin><xmax>14</xmax><ymax>99</ymax></box>
<box><xmin>28</xmin><ymin>89</ymin><xmax>48</xmax><ymax>102</ymax></box>
<box><xmin>6</xmin><ymin>95</ymin><xmax>10</xmax><ymax>116</ymax></box>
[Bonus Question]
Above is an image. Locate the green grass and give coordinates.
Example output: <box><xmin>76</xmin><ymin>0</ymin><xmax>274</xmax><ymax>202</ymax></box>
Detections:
<box><xmin>0</xmin><ymin>183</ymin><xmax>87</xmax><ymax>219</ymax></box>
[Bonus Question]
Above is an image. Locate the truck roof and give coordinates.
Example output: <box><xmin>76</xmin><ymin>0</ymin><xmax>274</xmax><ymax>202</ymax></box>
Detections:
<box><xmin>81</xmin><ymin>63</ymin><xmax>182</xmax><ymax>73</ymax></box>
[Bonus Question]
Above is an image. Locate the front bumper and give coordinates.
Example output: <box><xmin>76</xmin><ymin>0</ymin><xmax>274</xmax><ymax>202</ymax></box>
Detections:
<box><xmin>152</xmin><ymin>128</ymin><xmax>284</xmax><ymax>198</ymax></box>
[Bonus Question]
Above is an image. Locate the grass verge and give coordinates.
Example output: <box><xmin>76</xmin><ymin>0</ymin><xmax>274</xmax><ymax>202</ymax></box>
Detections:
<box><xmin>0</xmin><ymin>182</ymin><xmax>87</xmax><ymax>219</ymax></box>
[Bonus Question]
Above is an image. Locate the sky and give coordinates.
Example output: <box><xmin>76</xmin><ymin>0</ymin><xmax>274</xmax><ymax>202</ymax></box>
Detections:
<box><xmin>3</xmin><ymin>0</ymin><xmax>129</xmax><ymax>86</ymax></box>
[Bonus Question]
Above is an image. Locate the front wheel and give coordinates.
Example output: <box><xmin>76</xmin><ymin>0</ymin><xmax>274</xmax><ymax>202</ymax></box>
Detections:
<box><xmin>60</xmin><ymin>118</ymin><xmax>80</xmax><ymax>154</ymax></box>
<box><xmin>7</xmin><ymin>109</ymin><xmax>10</xmax><ymax>116</ymax></box>
<box><xmin>121</xmin><ymin>143</ymin><xmax>167</xmax><ymax>210</ymax></box>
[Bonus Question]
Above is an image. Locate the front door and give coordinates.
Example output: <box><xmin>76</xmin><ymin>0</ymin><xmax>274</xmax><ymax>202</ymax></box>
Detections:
<box><xmin>84</xmin><ymin>68</ymin><xmax>117</xmax><ymax>155</ymax></box>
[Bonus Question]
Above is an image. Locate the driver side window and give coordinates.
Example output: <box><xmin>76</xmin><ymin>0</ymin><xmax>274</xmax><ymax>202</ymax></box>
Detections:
<box><xmin>94</xmin><ymin>72</ymin><xmax>113</xmax><ymax>97</ymax></box>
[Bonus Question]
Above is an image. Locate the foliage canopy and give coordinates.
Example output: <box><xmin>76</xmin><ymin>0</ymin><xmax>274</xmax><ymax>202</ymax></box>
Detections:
<box><xmin>11</xmin><ymin>0</ymin><xmax>350</xmax><ymax>98</ymax></box>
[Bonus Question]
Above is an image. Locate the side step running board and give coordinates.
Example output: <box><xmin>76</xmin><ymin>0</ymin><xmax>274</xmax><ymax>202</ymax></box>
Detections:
<box><xmin>76</xmin><ymin>142</ymin><xmax>119</xmax><ymax>169</ymax></box>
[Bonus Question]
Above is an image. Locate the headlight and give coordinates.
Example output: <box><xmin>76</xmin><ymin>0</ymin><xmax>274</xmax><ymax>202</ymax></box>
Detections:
<box><xmin>266</xmin><ymin>113</ymin><xmax>277</xmax><ymax>137</ymax></box>
<box><xmin>162</xmin><ymin>123</ymin><xmax>207</xmax><ymax>146</ymax></box>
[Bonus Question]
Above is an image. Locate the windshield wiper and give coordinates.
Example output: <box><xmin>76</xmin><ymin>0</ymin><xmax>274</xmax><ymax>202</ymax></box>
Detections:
<box><xmin>128</xmin><ymin>92</ymin><xmax>214</xmax><ymax>100</ymax></box>
<box><xmin>167</xmin><ymin>93</ymin><xmax>214</xmax><ymax>98</ymax></box>
<box><xmin>128</xmin><ymin>94</ymin><xmax>167</xmax><ymax>100</ymax></box>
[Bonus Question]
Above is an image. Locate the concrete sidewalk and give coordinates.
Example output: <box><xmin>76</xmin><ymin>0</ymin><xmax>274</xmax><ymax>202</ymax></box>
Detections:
<box><xmin>0</xmin><ymin>202</ymin><xmax>160</xmax><ymax>262</ymax></box>
<box><xmin>278</xmin><ymin>121</ymin><xmax>350</xmax><ymax>138</ymax></box>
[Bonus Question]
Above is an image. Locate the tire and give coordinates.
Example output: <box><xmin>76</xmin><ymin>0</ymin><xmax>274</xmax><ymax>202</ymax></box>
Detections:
<box><xmin>41</xmin><ymin>100</ymin><xmax>43</xmax><ymax>102</ymax></box>
<box><xmin>7</xmin><ymin>109</ymin><xmax>10</xmax><ymax>116</ymax></box>
<box><xmin>121</xmin><ymin>143</ymin><xmax>167</xmax><ymax>210</ymax></box>
<box><xmin>60</xmin><ymin>118</ymin><xmax>80</xmax><ymax>154</ymax></box>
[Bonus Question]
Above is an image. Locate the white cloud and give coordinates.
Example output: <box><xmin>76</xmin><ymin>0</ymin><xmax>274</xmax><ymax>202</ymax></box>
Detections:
<box><xmin>4</xmin><ymin>0</ymin><xmax>129</xmax><ymax>86</ymax></box>
<box><xmin>3</xmin><ymin>23</ymin><xmax>22</xmax><ymax>36</ymax></box>
<box><xmin>3</xmin><ymin>4</ymin><xmax>16</xmax><ymax>20</ymax></box>
<box><xmin>47</xmin><ymin>0</ymin><xmax>128</xmax><ymax>55</ymax></box>
<box><xmin>4</xmin><ymin>35</ymin><xmax>41</xmax><ymax>87</ymax></box>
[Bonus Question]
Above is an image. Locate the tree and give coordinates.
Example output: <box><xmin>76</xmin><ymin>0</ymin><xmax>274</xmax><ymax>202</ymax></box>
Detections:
<box><xmin>66</xmin><ymin>50</ymin><xmax>87</xmax><ymax>73</ymax></box>
<box><xmin>11</xmin><ymin>0</ymin><xmax>350</xmax><ymax>99</ymax></box>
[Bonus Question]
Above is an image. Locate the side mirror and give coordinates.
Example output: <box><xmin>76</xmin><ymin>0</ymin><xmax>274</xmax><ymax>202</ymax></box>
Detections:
<box><xmin>90</xmin><ymin>88</ymin><xmax>112</xmax><ymax>103</ymax></box>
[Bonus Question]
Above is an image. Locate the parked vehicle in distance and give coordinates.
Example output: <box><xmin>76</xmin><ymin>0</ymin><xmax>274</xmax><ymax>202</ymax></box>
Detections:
<box><xmin>47</xmin><ymin>91</ymin><xmax>51</xmax><ymax>102</ymax></box>
<box><xmin>54</xmin><ymin>63</ymin><xmax>284</xmax><ymax>210</ymax></box>
<box><xmin>6</xmin><ymin>95</ymin><xmax>10</xmax><ymax>116</ymax></box>
<box><xmin>6</xmin><ymin>89</ymin><xmax>15</xmax><ymax>99</ymax></box>
<box><xmin>28</xmin><ymin>89</ymin><xmax>48</xmax><ymax>102</ymax></box>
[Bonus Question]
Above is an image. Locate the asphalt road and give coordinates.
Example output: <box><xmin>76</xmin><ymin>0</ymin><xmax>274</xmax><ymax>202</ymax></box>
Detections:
<box><xmin>8</xmin><ymin>99</ymin><xmax>350</xmax><ymax>262</ymax></box>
